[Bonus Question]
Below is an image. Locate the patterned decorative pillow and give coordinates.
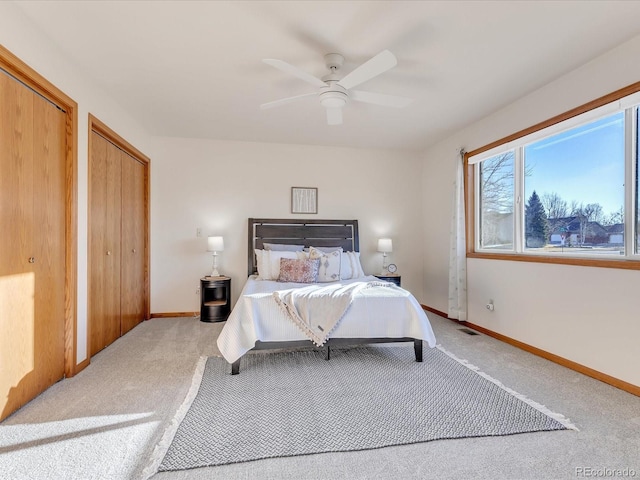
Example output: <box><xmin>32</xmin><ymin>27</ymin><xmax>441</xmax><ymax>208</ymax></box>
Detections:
<box><xmin>255</xmin><ymin>249</ymin><xmax>299</xmax><ymax>280</ymax></box>
<box><xmin>277</xmin><ymin>258</ymin><xmax>320</xmax><ymax>283</ymax></box>
<box><xmin>309</xmin><ymin>246</ymin><xmax>342</xmax><ymax>282</ymax></box>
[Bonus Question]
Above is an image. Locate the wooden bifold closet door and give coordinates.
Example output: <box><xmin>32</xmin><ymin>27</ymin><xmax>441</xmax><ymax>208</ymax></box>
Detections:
<box><xmin>120</xmin><ymin>153</ymin><xmax>146</xmax><ymax>335</ymax></box>
<box><xmin>89</xmin><ymin>130</ymin><xmax>146</xmax><ymax>356</ymax></box>
<box><xmin>89</xmin><ymin>133</ymin><xmax>122</xmax><ymax>353</ymax></box>
<box><xmin>0</xmin><ymin>71</ymin><xmax>66</xmax><ymax>419</ymax></box>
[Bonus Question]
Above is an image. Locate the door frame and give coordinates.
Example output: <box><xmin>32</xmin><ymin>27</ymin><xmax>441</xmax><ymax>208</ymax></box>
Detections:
<box><xmin>0</xmin><ymin>45</ymin><xmax>79</xmax><ymax>377</ymax></box>
<box><xmin>88</xmin><ymin>114</ymin><xmax>151</xmax><ymax>347</ymax></box>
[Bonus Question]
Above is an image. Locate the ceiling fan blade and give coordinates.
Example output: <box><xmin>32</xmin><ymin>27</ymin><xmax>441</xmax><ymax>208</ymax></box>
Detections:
<box><xmin>351</xmin><ymin>90</ymin><xmax>413</xmax><ymax>108</ymax></box>
<box><xmin>263</xmin><ymin>59</ymin><xmax>327</xmax><ymax>88</ymax></box>
<box><xmin>260</xmin><ymin>92</ymin><xmax>317</xmax><ymax>110</ymax></box>
<box><xmin>326</xmin><ymin>107</ymin><xmax>343</xmax><ymax>125</ymax></box>
<box><xmin>337</xmin><ymin>50</ymin><xmax>397</xmax><ymax>90</ymax></box>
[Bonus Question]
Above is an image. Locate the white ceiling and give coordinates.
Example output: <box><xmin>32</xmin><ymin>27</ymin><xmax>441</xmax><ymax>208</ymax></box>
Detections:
<box><xmin>12</xmin><ymin>1</ymin><xmax>640</xmax><ymax>152</ymax></box>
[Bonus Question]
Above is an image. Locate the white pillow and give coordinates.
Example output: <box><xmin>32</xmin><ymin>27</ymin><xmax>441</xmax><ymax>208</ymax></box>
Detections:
<box><xmin>310</xmin><ymin>246</ymin><xmax>342</xmax><ymax>253</ymax></box>
<box><xmin>341</xmin><ymin>251</ymin><xmax>366</xmax><ymax>279</ymax></box>
<box><xmin>263</xmin><ymin>243</ymin><xmax>305</xmax><ymax>252</ymax></box>
<box><xmin>255</xmin><ymin>249</ymin><xmax>299</xmax><ymax>280</ymax></box>
<box><xmin>309</xmin><ymin>246</ymin><xmax>342</xmax><ymax>282</ymax></box>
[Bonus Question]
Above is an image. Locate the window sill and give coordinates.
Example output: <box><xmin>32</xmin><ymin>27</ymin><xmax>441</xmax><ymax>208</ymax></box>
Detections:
<box><xmin>467</xmin><ymin>251</ymin><xmax>640</xmax><ymax>270</ymax></box>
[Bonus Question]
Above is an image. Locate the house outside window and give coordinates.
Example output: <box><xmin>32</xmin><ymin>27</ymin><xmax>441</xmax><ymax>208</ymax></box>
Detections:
<box><xmin>468</xmin><ymin>85</ymin><xmax>640</xmax><ymax>267</ymax></box>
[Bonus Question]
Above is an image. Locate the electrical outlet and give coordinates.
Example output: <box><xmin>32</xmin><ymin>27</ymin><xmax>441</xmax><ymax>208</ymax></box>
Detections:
<box><xmin>196</xmin><ymin>227</ymin><xmax>202</xmax><ymax>238</ymax></box>
<box><xmin>196</xmin><ymin>287</ymin><xmax>200</xmax><ymax>295</ymax></box>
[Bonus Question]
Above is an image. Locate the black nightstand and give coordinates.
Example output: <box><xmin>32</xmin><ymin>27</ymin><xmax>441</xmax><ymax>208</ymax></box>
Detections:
<box><xmin>374</xmin><ymin>274</ymin><xmax>401</xmax><ymax>287</ymax></box>
<box><xmin>200</xmin><ymin>276</ymin><xmax>231</xmax><ymax>322</ymax></box>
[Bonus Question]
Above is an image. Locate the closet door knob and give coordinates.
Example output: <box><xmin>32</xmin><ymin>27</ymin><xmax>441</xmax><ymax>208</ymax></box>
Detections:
<box><xmin>106</xmin><ymin>251</ymin><xmax>112</xmax><ymax>256</ymax></box>
<box><xmin>28</xmin><ymin>257</ymin><xmax>35</xmax><ymax>263</ymax></box>
<box><xmin>132</xmin><ymin>249</ymin><xmax>137</xmax><ymax>253</ymax></box>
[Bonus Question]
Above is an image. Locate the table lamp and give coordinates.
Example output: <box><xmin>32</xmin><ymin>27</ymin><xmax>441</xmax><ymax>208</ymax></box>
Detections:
<box><xmin>377</xmin><ymin>238</ymin><xmax>392</xmax><ymax>274</ymax></box>
<box><xmin>207</xmin><ymin>236</ymin><xmax>224</xmax><ymax>277</ymax></box>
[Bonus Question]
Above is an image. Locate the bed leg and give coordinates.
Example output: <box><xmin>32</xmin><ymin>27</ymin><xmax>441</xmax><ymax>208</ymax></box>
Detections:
<box><xmin>231</xmin><ymin>359</ymin><xmax>240</xmax><ymax>375</ymax></box>
<box><xmin>414</xmin><ymin>339</ymin><xmax>423</xmax><ymax>362</ymax></box>
<box><xmin>326</xmin><ymin>346</ymin><xmax>331</xmax><ymax>361</ymax></box>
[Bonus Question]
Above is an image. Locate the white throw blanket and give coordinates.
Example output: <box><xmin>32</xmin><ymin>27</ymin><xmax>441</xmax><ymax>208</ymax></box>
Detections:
<box><xmin>273</xmin><ymin>281</ymin><xmax>393</xmax><ymax>346</ymax></box>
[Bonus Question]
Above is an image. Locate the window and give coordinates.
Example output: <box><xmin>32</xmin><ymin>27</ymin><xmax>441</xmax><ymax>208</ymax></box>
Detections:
<box><xmin>469</xmin><ymin>85</ymin><xmax>640</xmax><ymax>266</ymax></box>
<box><xmin>523</xmin><ymin>113</ymin><xmax>625</xmax><ymax>255</ymax></box>
<box><xmin>478</xmin><ymin>151</ymin><xmax>514</xmax><ymax>250</ymax></box>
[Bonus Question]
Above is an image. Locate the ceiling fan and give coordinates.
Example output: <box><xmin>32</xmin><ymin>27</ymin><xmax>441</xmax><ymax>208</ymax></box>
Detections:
<box><xmin>260</xmin><ymin>50</ymin><xmax>413</xmax><ymax>125</ymax></box>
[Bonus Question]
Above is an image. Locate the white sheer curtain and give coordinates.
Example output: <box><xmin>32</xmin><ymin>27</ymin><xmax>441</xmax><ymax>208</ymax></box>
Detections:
<box><xmin>448</xmin><ymin>149</ymin><xmax>467</xmax><ymax>321</ymax></box>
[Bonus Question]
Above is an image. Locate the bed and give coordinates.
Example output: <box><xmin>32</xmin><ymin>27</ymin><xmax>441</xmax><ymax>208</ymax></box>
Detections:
<box><xmin>216</xmin><ymin>218</ymin><xmax>437</xmax><ymax>374</ymax></box>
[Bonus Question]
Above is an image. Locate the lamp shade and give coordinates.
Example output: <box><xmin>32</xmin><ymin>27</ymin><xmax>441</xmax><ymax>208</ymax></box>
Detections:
<box><xmin>377</xmin><ymin>238</ymin><xmax>393</xmax><ymax>253</ymax></box>
<box><xmin>207</xmin><ymin>236</ymin><xmax>224</xmax><ymax>252</ymax></box>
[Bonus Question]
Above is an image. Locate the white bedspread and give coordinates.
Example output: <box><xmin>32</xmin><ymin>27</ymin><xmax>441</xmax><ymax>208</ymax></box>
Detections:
<box><xmin>273</xmin><ymin>281</ymin><xmax>394</xmax><ymax>347</ymax></box>
<box><xmin>217</xmin><ymin>276</ymin><xmax>437</xmax><ymax>363</ymax></box>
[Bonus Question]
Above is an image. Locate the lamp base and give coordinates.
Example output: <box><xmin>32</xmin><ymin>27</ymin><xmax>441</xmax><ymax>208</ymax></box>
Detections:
<box><xmin>211</xmin><ymin>252</ymin><xmax>221</xmax><ymax>277</ymax></box>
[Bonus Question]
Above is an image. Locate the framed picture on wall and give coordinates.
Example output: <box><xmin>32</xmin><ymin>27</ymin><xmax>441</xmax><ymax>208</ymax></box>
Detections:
<box><xmin>291</xmin><ymin>187</ymin><xmax>318</xmax><ymax>214</ymax></box>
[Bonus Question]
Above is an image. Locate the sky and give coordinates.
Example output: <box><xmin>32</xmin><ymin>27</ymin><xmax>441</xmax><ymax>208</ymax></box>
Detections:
<box><xmin>523</xmin><ymin>112</ymin><xmax>625</xmax><ymax>217</ymax></box>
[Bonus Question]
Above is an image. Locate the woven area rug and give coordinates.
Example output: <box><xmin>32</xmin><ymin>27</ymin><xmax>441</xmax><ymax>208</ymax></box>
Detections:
<box><xmin>145</xmin><ymin>345</ymin><xmax>575</xmax><ymax>475</ymax></box>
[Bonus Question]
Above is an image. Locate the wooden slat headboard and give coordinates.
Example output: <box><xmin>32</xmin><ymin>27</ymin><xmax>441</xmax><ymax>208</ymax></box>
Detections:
<box><xmin>248</xmin><ymin>218</ymin><xmax>359</xmax><ymax>276</ymax></box>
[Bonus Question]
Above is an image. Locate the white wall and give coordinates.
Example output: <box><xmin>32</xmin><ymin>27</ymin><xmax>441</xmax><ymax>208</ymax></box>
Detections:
<box><xmin>422</xmin><ymin>34</ymin><xmax>640</xmax><ymax>387</ymax></box>
<box><xmin>0</xmin><ymin>2</ymin><xmax>153</xmax><ymax>365</ymax></box>
<box><xmin>150</xmin><ymin>137</ymin><xmax>424</xmax><ymax>313</ymax></box>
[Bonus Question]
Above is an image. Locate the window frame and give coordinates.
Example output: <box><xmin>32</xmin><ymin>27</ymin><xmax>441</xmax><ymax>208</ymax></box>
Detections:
<box><xmin>465</xmin><ymin>80</ymin><xmax>640</xmax><ymax>271</ymax></box>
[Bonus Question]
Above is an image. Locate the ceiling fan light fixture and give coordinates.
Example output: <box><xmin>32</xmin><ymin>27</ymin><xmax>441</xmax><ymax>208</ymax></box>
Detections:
<box><xmin>319</xmin><ymin>90</ymin><xmax>348</xmax><ymax>108</ymax></box>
